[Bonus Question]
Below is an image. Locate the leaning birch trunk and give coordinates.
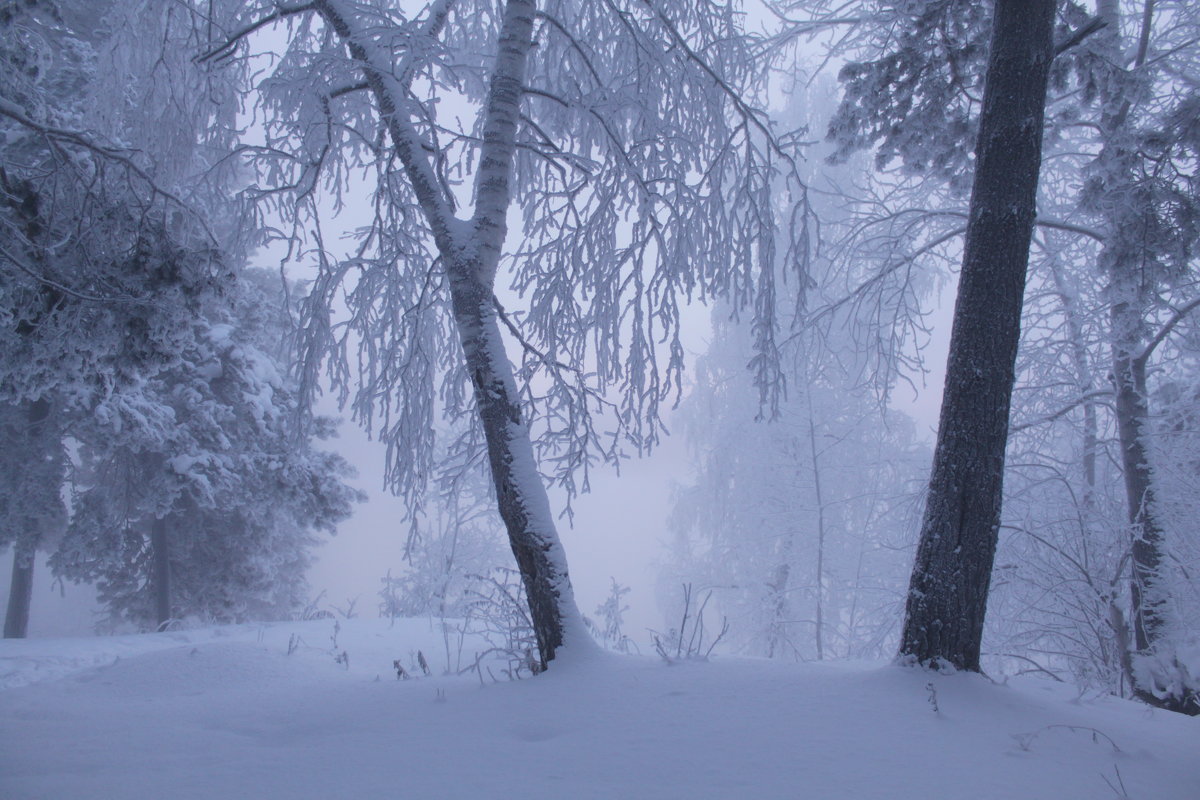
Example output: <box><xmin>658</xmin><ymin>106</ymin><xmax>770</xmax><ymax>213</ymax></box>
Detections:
<box><xmin>450</xmin><ymin>0</ymin><xmax>585</xmax><ymax>668</ymax></box>
<box><xmin>898</xmin><ymin>0</ymin><xmax>1055</xmax><ymax>671</ymax></box>
<box><xmin>315</xmin><ymin>0</ymin><xmax>584</xmax><ymax>669</ymax></box>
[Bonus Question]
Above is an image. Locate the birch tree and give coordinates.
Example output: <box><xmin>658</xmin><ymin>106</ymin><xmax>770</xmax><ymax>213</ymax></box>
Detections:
<box><xmin>202</xmin><ymin>0</ymin><xmax>808</xmax><ymax>669</ymax></box>
<box><xmin>665</xmin><ymin>80</ymin><xmax>930</xmax><ymax>661</ymax></box>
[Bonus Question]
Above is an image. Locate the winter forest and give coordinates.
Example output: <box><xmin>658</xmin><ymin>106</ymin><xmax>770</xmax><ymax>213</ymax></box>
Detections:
<box><xmin>2</xmin><ymin>0</ymin><xmax>1198</xmax><ymax>797</ymax></box>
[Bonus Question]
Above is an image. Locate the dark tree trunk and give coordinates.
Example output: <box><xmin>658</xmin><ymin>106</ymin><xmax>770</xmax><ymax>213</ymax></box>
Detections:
<box><xmin>151</xmin><ymin>516</ymin><xmax>171</xmax><ymax>630</ymax></box>
<box><xmin>2</xmin><ymin>398</ymin><xmax>55</xmax><ymax>639</ymax></box>
<box><xmin>898</xmin><ymin>0</ymin><xmax>1055</xmax><ymax>671</ymax></box>
<box><xmin>4</xmin><ymin>538</ymin><xmax>34</xmax><ymax>638</ymax></box>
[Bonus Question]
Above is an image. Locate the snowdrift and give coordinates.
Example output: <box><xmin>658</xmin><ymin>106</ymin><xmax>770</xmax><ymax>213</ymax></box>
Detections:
<box><xmin>2</xmin><ymin>619</ymin><xmax>1196</xmax><ymax>799</ymax></box>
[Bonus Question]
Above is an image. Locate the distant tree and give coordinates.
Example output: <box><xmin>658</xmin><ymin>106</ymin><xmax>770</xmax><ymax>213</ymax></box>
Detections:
<box><xmin>0</xmin><ymin>0</ymin><xmax>241</xmax><ymax>635</ymax></box>
<box><xmin>988</xmin><ymin>231</ymin><xmax>1129</xmax><ymax>692</ymax></box>
<box><xmin>52</xmin><ymin>270</ymin><xmax>362</xmax><ymax>629</ymax></box>
<box><xmin>0</xmin><ymin>400</ymin><xmax>65</xmax><ymax>637</ymax></box>
<box><xmin>668</xmin><ymin>304</ymin><xmax>928</xmax><ymax>661</ymax></box>
<box><xmin>379</xmin><ymin>438</ymin><xmax>508</xmax><ymax>624</ymax></box>
<box><xmin>589</xmin><ymin>578</ymin><xmax>636</xmax><ymax>654</ymax></box>
<box><xmin>1</xmin><ymin>1</ymin><xmax>355</xmax><ymax>634</ymax></box>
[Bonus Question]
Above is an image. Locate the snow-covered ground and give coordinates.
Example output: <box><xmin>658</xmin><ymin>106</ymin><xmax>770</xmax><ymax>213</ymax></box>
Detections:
<box><xmin>2</xmin><ymin>619</ymin><xmax>1196</xmax><ymax>799</ymax></box>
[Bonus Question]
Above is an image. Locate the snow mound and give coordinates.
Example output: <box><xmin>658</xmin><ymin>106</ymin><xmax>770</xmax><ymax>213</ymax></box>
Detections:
<box><xmin>2</xmin><ymin>619</ymin><xmax>1197</xmax><ymax>799</ymax></box>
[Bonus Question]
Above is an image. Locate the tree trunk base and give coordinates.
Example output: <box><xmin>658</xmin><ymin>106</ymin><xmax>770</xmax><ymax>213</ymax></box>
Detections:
<box><xmin>4</xmin><ymin>543</ymin><xmax>35</xmax><ymax>639</ymax></box>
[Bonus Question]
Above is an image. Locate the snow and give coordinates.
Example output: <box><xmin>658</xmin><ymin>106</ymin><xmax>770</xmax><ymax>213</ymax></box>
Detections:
<box><xmin>2</xmin><ymin>619</ymin><xmax>1197</xmax><ymax>800</ymax></box>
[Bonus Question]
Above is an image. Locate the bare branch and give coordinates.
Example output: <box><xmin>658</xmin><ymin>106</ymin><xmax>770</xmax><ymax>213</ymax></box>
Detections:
<box><xmin>196</xmin><ymin>2</ymin><xmax>317</xmax><ymax>64</ymax></box>
<box><xmin>0</xmin><ymin>243</ymin><xmax>143</xmax><ymax>305</ymax></box>
<box><xmin>1054</xmin><ymin>16</ymin><xmax>1106</xmax><ymax>57</ymax></box>
<box><xmin>492</xmin><ymin>294</ymin><xmax>577</xmax><ymax>374</ymax></box>
<box><xmin>1135</xmin><ymin>297</ymin><xmax>1200</xmax><ymax>367</ymax></box>
<box><xmin>1010</xmin><ymin>389</ymin><xmax>1113</xmax><ymax>433</ymax></box>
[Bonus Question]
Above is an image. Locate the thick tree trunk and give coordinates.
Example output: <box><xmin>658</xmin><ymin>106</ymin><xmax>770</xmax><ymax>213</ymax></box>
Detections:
<box><xmin>4</xmin><ymin>538</ymin><xmax>34</xmax><ymax>638</ymax></box>
<box><xmin>151</xmin><ymin>516</ymin><xmax>171</xmax><ymax>630</ymax></box>
<box><xmin>898</xmin><ymin>0</ymin><xmax>1055</xmax><ymax>671</ymax></box>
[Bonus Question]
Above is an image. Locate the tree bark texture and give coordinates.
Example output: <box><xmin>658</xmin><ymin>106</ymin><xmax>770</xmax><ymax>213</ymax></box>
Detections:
<box><xmin>1109</xmin><ymin>295</ymin><xmax>1199</xmax><ymax>714</ymax></box>
<box><xmin>448</xmin><ymin>0</ymin><xmax>584</xmax><ymax>669</ymax></box>
<box><xmin>899</xmin><ymin>0</ymin><xmax>1055</xmax><ymax>671</ymax></box>
<box><xmin>4</xmin><ymin>537</ymin><xmax>34</xmax><ymax>638</ymax></box>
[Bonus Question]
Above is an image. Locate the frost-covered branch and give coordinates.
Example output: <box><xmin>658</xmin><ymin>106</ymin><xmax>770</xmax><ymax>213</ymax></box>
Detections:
<box><xmin>1009</xmin><ymin>390</ymin><xmax>1113</xmax><ymax>434</ymax></box>
<box><xmin>196</xmin><ymin>2</ymin><xmax>317</xmax><ymax>64</ymax></box>
<box><xmin>1135</xmin><ymin>297</ymin><xmax>1200</xmax><ymax>366</ymax></box>
<box><xmin>0</xmin><ymin>98</ymin><xmax>214</xmax><ymax>243</ymax></box>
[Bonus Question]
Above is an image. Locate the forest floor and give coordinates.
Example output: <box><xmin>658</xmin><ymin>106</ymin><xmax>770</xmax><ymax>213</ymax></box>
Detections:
<box><xmin>1</xmin><ymin>618</ymin><xmax>1197</xmax><ymax>799</ymax></box>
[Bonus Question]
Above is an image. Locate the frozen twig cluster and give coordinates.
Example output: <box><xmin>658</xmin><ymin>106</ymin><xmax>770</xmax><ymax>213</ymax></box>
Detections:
<box><xmin>651</xmin><ymin>584</ymin><xmax>729</xmax><ymax>664</ymax></box>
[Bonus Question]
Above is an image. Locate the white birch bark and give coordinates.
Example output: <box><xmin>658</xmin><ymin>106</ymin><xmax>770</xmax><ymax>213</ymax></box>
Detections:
<box><xmin>314</xmin><ymin>0</ymin><xmax>585</xmax><ymax>667</ymax></box>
